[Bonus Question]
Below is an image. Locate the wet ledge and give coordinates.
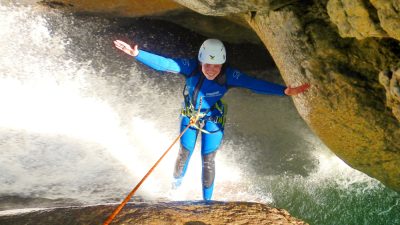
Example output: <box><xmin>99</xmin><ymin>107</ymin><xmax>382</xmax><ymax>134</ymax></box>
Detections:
<box><xmin>0</xmin><ymin>201</ymin><xmax>308</xmax><ymax>225</ymax></box>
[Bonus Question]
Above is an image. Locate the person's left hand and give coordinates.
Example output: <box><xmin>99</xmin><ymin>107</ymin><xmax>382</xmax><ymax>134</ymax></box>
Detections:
<box><xmin>284</xmin><ymin>83</ymin><xmax>311</xmax><ymax>96</ymax></box>
<box><xmin>114</xmin><ymin>40</ymin><xmax>139</xmax><ymax>57</ymax></box>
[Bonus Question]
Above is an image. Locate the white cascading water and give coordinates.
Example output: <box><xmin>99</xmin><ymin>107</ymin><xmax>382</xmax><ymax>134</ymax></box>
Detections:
<box><xmin>0</xmin><ymin>1</ymin><xmax>398</xmax><ymax>224</ymax></box>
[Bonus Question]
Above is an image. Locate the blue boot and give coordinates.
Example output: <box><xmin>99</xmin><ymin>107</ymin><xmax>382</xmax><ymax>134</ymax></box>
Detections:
<box><xmin>202</xmin><ymin>182</ymin><xmax>214</xmax><ymax>201</ymax></box>
<box><xmin>172</xmin><ymin>177</ymin><xmax>183</xmax><ymax>190</ymax></box>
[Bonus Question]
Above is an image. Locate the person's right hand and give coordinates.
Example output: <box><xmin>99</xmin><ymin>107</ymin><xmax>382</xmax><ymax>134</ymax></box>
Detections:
<box><xmin>284</xmin><ymin>83</ymin><xmax>311</xmax><ymax>96</ymax></box>
<box><xmin>114</xmin><ymin>40</ymin><xmax>139</xmax><ymax>57</ymax></box>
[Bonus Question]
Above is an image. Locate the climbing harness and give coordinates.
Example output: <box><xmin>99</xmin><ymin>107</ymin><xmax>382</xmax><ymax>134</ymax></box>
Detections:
<box><xmin>103</xmin><ymin>98</ymin><xmax>205</xmax><ymax>225</ymax></box>
<box><xmin>181</xmin><ymin>84</ymin><xmax>227</xmax><ymax>134</ymax></box>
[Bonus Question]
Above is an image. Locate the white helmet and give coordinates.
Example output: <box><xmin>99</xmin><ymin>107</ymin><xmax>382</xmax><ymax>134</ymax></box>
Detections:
<box><xmin>198</xmin><ymin>39</ymin><xmax>226</xmax><ymax>64</ymax></box>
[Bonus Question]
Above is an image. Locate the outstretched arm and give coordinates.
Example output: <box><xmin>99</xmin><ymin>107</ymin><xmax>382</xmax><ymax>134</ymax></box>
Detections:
<box><xmin>226</xmin><ymin>68</ymin><xmax>286</xmax><ymax>95</ymax></box>
<box><xmin>226</xmin><ymin>67</ymin><xmax>310</xmax><ymax>96</ymax></box>
<box><xmin>113</xmin><ymin>40</ymin><xmax>196</xmax><ymax>76</ymax></box>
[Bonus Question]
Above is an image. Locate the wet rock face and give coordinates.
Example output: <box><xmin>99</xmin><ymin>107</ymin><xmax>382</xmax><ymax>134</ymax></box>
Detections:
<box><xmin>0</xmin><ymin>201</ymin><xmax>308</xmax><ymax>225</ymax></box>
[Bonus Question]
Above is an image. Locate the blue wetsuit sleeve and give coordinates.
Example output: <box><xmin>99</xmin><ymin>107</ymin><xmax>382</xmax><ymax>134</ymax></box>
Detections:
<box><xmin>226</xmin><ymin>67</ymin><xmax>287</xmax><ymax>96</ymax></box>
<box><xmin>135</xmin><ymin>49</ymin><xmax>197</xmax><ymax>76</ymax></box>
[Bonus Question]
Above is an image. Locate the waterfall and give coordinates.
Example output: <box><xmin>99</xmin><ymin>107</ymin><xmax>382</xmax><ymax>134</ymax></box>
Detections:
<box><xmin>0</xmin><ymin>2</ymin><xmax>398</xmax><ymax>224</ymax></box>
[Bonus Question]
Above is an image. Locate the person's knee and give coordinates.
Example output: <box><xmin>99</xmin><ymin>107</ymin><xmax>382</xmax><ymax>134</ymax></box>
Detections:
<box><xmin>202</xmin><ymin>152</ymin><xmax>216</xmax><ymax>171</ymax></box>
<box><xmin>181</xmin><ymin>141</ymin><xmax>195</xmax><ymax>152</ymax></box>
<box><xmin>173</xmin><ymin>146</ymin><xmax>192</xmax><ymax>178</ymax></box>
<box><xmin>202</xmin><ymin>151</ymin><xmax>216</xmax><ymax>163</ymax></box>
<box><xmin>202</xmin><ymin>152</ymin><xmax>216</xmax><ymax>188</ymax></box>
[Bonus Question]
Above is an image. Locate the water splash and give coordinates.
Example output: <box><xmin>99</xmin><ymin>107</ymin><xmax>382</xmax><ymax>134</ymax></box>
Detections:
<box><xmin>0</xmin><ymin>2</ymin><xmax>247</xmax><ymax>204</ymax></box>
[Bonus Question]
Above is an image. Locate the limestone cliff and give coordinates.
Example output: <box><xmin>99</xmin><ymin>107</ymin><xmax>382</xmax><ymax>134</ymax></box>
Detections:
<box><xmin>0</xmin><ymin>201</ymin><xmax>307</xmax><ymax>225</ymax></box>
<box><xmin>38</xmin><ymin>0</ymin><xmax>400</xmax><ymax>191</ymax></box>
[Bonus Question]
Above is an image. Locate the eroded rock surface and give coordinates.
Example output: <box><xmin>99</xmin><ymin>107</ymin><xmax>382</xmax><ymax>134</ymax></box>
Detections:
<box><xmin>379</xmin><ymin>69</ymin><xmax>400</xmax><ymax>121</ymax></box>
<box><xmin>327</xmin><ymin>0</ymin><xmax>388</xmax><ymax>39</ymax></box>
<box><xmin>327</xmin><ymin>0</ymin><xmax>400</xmax><ymax>41</ymax></box>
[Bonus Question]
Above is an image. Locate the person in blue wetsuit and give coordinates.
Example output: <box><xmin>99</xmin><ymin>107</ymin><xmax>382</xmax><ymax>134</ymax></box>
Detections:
<box><xmin>114</xmin><ymin>38</ymin><xmax>310</xmax><ymax>201</ymax></box>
